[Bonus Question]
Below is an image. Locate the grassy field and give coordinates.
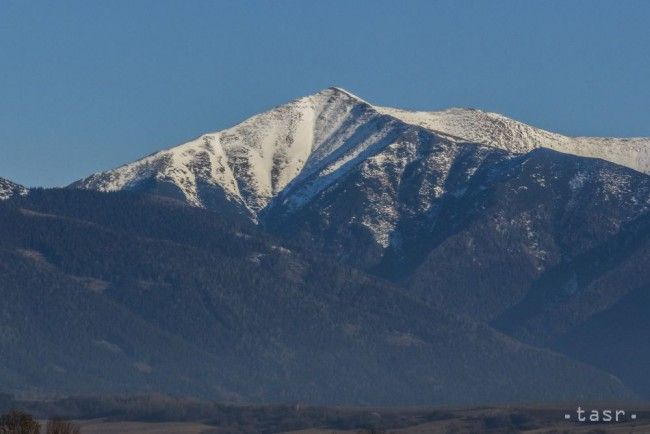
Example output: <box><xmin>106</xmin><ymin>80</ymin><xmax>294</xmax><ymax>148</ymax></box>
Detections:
<box><xmin>5</xmin><ymin>395</ymin><xmax>649</xmax><ymax>433</ymax></box>
<box><xmin>64</xmin><ymin>405</ymin><xmax>650</xmax><ymax>433</ymax></box>
<box><xmin>282</xmin><ymin>405</ymin><xmax>650</xmax><ymax>433</ymax></box>
<box><xmin>75</xmin><ymin>419</ymin><xmax>217</xmax><ymax>434</ymax></box>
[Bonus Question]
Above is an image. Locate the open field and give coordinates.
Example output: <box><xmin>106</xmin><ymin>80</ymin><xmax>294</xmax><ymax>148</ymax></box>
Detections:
<box><xmin>74</xmin><ymin>411</ymin><xmax>650</xmax><ymax>434</ymax></box>
<box><xmin>282</xmin><ymin>405</ymin><xmax>650</xmax><ymax>433</ymax></box>
<box><xmin>4</xmin><ymin>395</ymin><xmax>648</xmax><ymax>433</ymax></box>
<box><xmin>70</xmin><ymin>406</ymin><xmax>650</xmax><ymax>434</ymax></box>
<box><xmin>75</xmin><ymin>419</ymin><xmax>217</xmax><ymax>434</ymax></box>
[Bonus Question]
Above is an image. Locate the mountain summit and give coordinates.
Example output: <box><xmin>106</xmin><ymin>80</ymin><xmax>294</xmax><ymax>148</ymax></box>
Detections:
<box><xmin>71</xmin><ymin>88</ymin><xmax>650</xmax><ymax>219</ymax></box>
<box><xmin>72</xmin><ymin>87</ymin><xmax>379</xmax><ymax>218</ymax></box>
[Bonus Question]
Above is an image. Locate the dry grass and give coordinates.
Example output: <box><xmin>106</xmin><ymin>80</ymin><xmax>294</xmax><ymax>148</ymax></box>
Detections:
<box><xmin>75</xmin><ymin>419</ymin><xmax>217</xmax><ymax>434</ymax></box>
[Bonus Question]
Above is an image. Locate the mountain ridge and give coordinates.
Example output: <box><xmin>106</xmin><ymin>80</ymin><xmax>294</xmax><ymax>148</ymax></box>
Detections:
<box><xmin>70</xmin><ymin>87</ymin><xmax>650</xmax><ymax>224</ymax></box>
<box><xmin>377</xmin><ymin>105</ymin><xmax>650</xmax><ymax>173</ymax></box>
<box><xmin>71</xmin><ymin>87</ymin><xmax>377</xmax><ymax>219</ymax></box>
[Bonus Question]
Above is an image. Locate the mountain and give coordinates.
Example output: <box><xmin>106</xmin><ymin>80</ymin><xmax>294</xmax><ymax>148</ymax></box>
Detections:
<box><xmin>71</xmin><ymin>88</ymin><xmax>388</xmax><ymax>220</ymax></box>
<box><xmin>5</xmin><ymin>88</ymin><xmax>650</xmax><ymax>403</ymax></box>
<box><xmin>265</xmin><ymin>140</ymin><xmax>650</xmax><ymax>395</ymax></box>
<box><xmin>0</xmin><ymin>177</ymin><xmax>27</xmax><ymax>200</ymax></box>
<box><xmin>71</xmin><ymin>87</ymin><xmax>650</xmax><ymax>222</ymax></box>
<box><xmin>376</xmin><ymin>105</ymin><xmax>650</xmax><ymax>173</ymax></box>
<box><xmin>0</xmin><ymin>189</ymin><xmax>634</xmax><ymax>405</ymax></box>
<box><xmin>405</xmin><ymin>149</ymin><xmax>650</xmax><ymax>319</ymax></box>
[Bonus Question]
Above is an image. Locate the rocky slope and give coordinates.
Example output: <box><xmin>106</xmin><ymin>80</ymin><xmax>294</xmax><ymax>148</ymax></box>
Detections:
<box><xmin>0</xmin><ymin>177</ymin><xmax>27</xmax><ymax>200</ymax></box>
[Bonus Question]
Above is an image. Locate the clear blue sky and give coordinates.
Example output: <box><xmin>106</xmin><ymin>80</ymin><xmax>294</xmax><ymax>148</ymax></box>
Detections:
<box><xmin>1</xmin><ymin>0</ymin><xmax>649</xmax><ymax>187</ymax></box>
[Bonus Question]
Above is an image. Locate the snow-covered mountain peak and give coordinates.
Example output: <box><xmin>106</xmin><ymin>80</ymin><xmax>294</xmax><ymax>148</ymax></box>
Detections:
<box><xmin>321</xmin><ymin>86</ymin><xmax>368</xmax><ymax>103</ymax></box>
<box><xmin>72</xmin><ymin>87</ymin><xmax>379</xmax><ymax>216</ymax></box>
<box><xmin>0</xmin><ymin>177</ymin><xmax>28</xmax><ymax>200</ymax></box>
<box><xmin>72</xmin><ymin>88</ymin><xmax>650</xmax><ymax>232</ymax></box>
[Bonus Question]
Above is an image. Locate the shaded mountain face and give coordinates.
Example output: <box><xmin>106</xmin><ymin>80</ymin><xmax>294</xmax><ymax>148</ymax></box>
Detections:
<box><xmin>404</xmin><ymin>149</ymin><xmax>650</xmax><ymax>318</ymax></box>
<box><xmin>278</xmin><ymin>144</ymin><xmax>650</xmax><ymax>397</ymax></box>
<box><xmin>0</xmin><ymin>178</ymin><xmax>27</xmax><ymax>200</ymax></box>
<box><xmin>0</xmin><ymin>189</ymin><xmax>634</xmax><ymax>405</ymax></box>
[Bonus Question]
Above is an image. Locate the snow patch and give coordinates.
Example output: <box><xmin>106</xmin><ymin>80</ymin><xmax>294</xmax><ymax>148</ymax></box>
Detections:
<box><xmin>569</xmin><ymin>172</ymin><xmax>588</xmax><ymax>191</ymax></box>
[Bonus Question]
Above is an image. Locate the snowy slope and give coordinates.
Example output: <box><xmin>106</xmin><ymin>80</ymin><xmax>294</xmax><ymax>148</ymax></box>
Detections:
<box><xmin>72</xmin><ymin>87</ymin><xmax>650</xmax><ymax>243</ymax></box>
<box><xmin>73</xmin><ymin>88</ymin><xmax>380</xmax><ymax>218</ymax></box>
<box><xmin>73</xmin><ymin>87</ymin><xmax>480</xmax><ymax>247</ymax></box>
<box><xmin>376</xmin><ymin>106</ymin><xmax>650</xmax><ymax>174</ymax></box>
<box><xmin>0</xmin><ymin>177</ymin><xmax>28</xmax><ymax>200</ymax></box>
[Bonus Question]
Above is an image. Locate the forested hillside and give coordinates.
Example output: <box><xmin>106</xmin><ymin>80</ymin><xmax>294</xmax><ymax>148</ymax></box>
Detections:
<box><xmin>0</xmin><ymin>189</ymin><xmax>634</xmax><ymax>404</ymax></box>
